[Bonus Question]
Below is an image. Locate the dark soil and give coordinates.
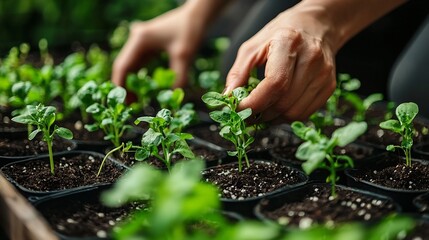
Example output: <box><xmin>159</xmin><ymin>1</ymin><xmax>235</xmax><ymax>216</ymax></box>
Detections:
<box><xmin>188</xmin><ymin>124</ymin><xmax>297</xmax><ymax>153</ymax></box>
<box><xmin>260</xmin><ymin>184</ymin><xmax>396</xmax><ymax>228</ymax></box>
<box><xmin>0</xmin><ymin>137</ymin><xmax>75</xmax><ymax>157</ymax></box>
<box><xmin>112</xmin><ymin>144</ymin><xmax>225</xmax><ymax>169</ymax></box>
<box><xmin>353</xmin><ymin>157</ymin><xmax>429</xmax><ymax>190</ymax></box>
<box><xmin>1</xmin><ymin>152</ymin><xmax>124</xmax><ymax>192</ymax></box>
<box><xmin>270</xmin><ymin>144</ymin><xmax>374</xmax><ymax>167</ymax></box>
<box><xmin>38</xmin><ymin>191</ymin><xmax>146</xmax><ymax>238</ymax></box>
<box><xmin>202</xmin><ymin>160</ymin><xmax>305</xmax><ymax>200</ymax></box>
<box><xmin>59</xmin><ymin>119</ymin><xmax>106</xmax><ymax>142</ymax></box>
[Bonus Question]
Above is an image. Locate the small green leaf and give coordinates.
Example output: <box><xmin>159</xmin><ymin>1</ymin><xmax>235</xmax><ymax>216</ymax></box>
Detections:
<box><xmin>238</xmin><ymin>108</ymin><xmax>252</xmax><ymax>120</ymax></box>
<box><xmin>135</xmin><ymin>148</ymin><xmax>151</xmax><ymax>161</ymax></box>
<box><xmin>142</xmin><ymin>128</ymin><xmax>162</xmax><ymax>146</ymax></box>
<box><xmin>232</xmin><ymin>87</ymin><xmax>248</xmax><ymax>101</ymax></box>
<box><xmin>201</xmin><ymin>92</ymin><xmax>227</xmax><ymax>107</ymax></box>
<box><xmin>107</xmin><ymin>86</ymin><xmax>126</xmax><ymax>108</ymax></box>
<box><xmin>379</xmin><ymin>119</ymin><xmax>402</xmax><ymax>133</ymax></box>
<box><xmin>302</xmin><ymin>151</ymin><xmax>326</xmax><ymax>174</ymax></box>
<box><xmin>386</xmin><ymin>145</ymin><xmax>396</xmax><ymax>151</ymax></box>
<box><xmin>55</xmin><ymin>127</ymin><xmax>73</xmax><ymax>140</ymax></box>
<box><xmin>101</xmin><ymin>118</ymin><xmax>113</xmax><ymax>126</ymax></box>
<box><xmin>86</xmin><ymin>103</ymin><xmax>101</xmax><ymax>114</ymax></box>
<box><xmin>209</xmin><ymin>110</ymin><xmax>230</xmax><ymax>124</ymax></box>
<box><xmin>12</xmin><ymin>114</ymin><xmax>34</xmax><ymax>125</ymax></box>
<box><xmin>291</xmin><ymin>121</ymin><xmax>309</xmax><ymax>140</ymax></box>
<box><xmin>396</xmin><ymin>102</ymin><xmax>418</xmax><ymax>125</ymax></box>
<box><xmin>84</xmin><ymin>123</ymin><xmax>99</xmax><ymax>132</ymax></box>
<box><xmin>29</xmin><ymin>129</ymin><xmax>42</xmax><ymax>140</ymax></box>
<box><xmin>363</xmin><ymin>93</ymin><xmax>383</xmax><ymax>110</ymax></box>
<box><xmin>332</xmin><ymin>121</ymin><xmax>367</xmax><ymax>147</ymax></box>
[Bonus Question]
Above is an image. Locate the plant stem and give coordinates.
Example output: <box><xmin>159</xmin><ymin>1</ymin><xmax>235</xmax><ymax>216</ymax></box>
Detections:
<box><xmin>326</xmin><ymin>155</ymin><xmax>337</xmax><ymax>197</ymax></box>
<box><xmin>47</xmin><ymin>138</ymin><xmax>54</xmax><ymax>175</ymax></box>
<box><xmin>97</xmin><ymin>143</ymin><xmax>123</xmax><ymax>177</ymax></box>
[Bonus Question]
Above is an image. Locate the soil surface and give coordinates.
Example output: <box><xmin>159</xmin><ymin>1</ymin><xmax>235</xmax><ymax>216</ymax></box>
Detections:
<box><xmin>202</xmin><ymin>160</ymin><xmax>305</xmax><ymax>200</ymax></box>
<box><xmin>270</xmin><ymin>144</ymin><xmax>374</xmax><ymax>167</ymax></box>
<box><xmin>0</xmin><ymin>137</ymin><xmax>75</xmax><ymax>157</ymax></box>
<box><xmin>39</xmin><ymin>191</ymin><xmax>145</xmax><ymax>238</ymax></box>
<box><xmin>188</xmin><ymin>124</ymin><xmax>296</xmax><ymax>153</ymax></box>
<box><xmin>260</xmin><ymin>184</ymin><xmax>396</xmax><ymax>228</ymax></box>
<box><xmin>353</xmin><ymin>157</ymin><xmax>429</xmax><ymax>190</ymax></box>
<box><xmin>59</xmin><ymin>119</ymin><xmax>106</xmax><ymax>142</ymax></box>
<box><xmin>112</xmin><ymin>144</ymin><xmax>225</xmax><ymax>169</ymax></box>
<box><xmin>1</xmin><ymin>152</ymin><xmax>124</xmax><ymax>192</ymax></box>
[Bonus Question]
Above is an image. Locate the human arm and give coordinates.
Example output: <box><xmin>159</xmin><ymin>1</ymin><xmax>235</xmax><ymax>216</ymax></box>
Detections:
<box><xmin>112</xmin><ymin>0</ymin><xmax>230</xmax><ymax>88</ymax></box>
<box><xmin>224</xmin><ymin>0</ymin><xmax>407</xmax><ymax>123</ymax></box>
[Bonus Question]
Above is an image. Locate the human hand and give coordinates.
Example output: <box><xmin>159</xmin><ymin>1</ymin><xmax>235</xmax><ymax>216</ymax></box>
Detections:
<box><xmin>224</xmin><ymin>4</ymin><xmax>338</xmax><ymax>124</ymax></box>
<box><xmin>112</xmin><ymin>6</ymin><xmax>206</xmax><ymax>89</ymax></box>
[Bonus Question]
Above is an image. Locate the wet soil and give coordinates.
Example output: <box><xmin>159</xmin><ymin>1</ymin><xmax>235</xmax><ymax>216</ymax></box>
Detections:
<box><xmin>0</xmin><ymin>137</ymin><xmax>75</xmax><ymax>157</ymax></box>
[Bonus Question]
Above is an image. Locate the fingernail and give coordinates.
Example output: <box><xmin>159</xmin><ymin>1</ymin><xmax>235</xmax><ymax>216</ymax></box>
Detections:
<box><xmin>222</xmin><ymin>87</ymin><xmax>231</xmax><ymax>95</ymax></box>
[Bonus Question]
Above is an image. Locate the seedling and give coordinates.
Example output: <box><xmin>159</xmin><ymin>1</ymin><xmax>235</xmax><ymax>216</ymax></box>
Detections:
<box><xmin>133</xmin><ymin>108</ymin><xmax>195</xmax><ymax>172</ymax></box>
<box><xmin>85</xmin><ymin>86</ymin><xmax>132</xmax><ymax>147</ymax></box>
<box><xmin>12</xmin><ymin>104</ymin><xmax>73</xmax><ymax>174</ymax></box>
<box><xmin>292</xmin><ymin>121</ymin><xmax>367</xmax><ymax>196</ymax></box>
<box><xmin>202</xmin><ymin>79</ymin><xmax>259</xmax><ymax>172</ymax></box>
<box><xmin>379</xmin><ymin>102</ymin><xmax>419</xmax><ymax>167</ymax></box>
<box><xmin>156</xmin><ymin>88</ymin><xmax>196</xmax><ymax>132</ymax></box>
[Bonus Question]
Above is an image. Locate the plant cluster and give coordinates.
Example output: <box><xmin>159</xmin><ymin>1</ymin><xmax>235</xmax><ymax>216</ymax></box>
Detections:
<box><xmin>85</xmin><ymin>86</ymin><xmax>132</xmax><ymax>148</ymax></box>
<box><xmin>379</xmin><ymin>102</ymin><xmax>419</xmax><ymax>167</ymax></box>
<box><xmin>291</xmin><ymin>121</ymin><xmax>367</xmax><ymax>196</ymax></box>
<box><xmin>133</xmin><ymin>108</ymin><xmax>195</xmax><ymax>172</ymax></box>
<box><xmin>202</xmin><ymin>79</ymin><xmax>260</xmax><ymax>172</ymax></box>
<box><xmin>101</xmin><ymin>160</ymin><xmax>415</xmax><ymax>240</ymax></box>
<box><xmin>11</xmin><ymin>104</ymin><xmax>73</xmax><ymax>174</ymax></box>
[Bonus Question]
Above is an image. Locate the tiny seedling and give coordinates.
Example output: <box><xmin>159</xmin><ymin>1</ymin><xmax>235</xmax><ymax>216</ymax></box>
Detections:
<box><xmin>379</xmin><ymin>102</ymin><xmax>419</xmax><ymax>167</ymax></box>
<box><xmin>133</xmin><ymin>108</ymin><xmax>195</xmax><ymax>172</ymax></box>
<box><xmin>85</xmin><ymin>86</ymin><xmax>132</xmax><ymax>147</ymax></box>
<box><xmin>12</xmin><ymin>104</ymin><xmax>73</xmax><ymax>175</ymax></box>
<box><xmin>202</xmin><ymin>80</ymin><xmax>258</xmax><ymax>172</ymax></box>
<box><xmin>292</xmin><ymin>121</ymin><xmax>367</xmax><ymax>196</ymax></box>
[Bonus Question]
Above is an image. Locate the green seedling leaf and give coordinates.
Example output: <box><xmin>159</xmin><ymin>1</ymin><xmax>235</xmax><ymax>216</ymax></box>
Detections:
<box><xmin>379</xmin><ymin>119</ymin><xmax>402</xmax><ymax>133</ymax></box>
<box><xmin>302</xmin><ymin>151</ymin><xmax>326</xmax><ymax>175</ymax></box>
<box><xmin>29</xmin><ymin>129</ymin><xmax>42</xmax><ymax>140</ymax></box>
<box><xmin>55</xmin><ymin>127</ymin><xmax>73</xmax><ymax>139</ymax></box>
<box><xmin>232</xmin><ymin>87</ymin><xmax>248</xmax><ymax>101</ymax></box>
<box><xmin>202</xmin><ymin>91</ymin><xmax>227</xmax><ymax>107</ymax></box>
<box><xmin>332</xmin><ymin>121</ymin><xmax>367</xmax><ymax>147</ymax></box>
<box><xmin>107</xmin><ymin>86</ymin><xmax>126</xmax><ymax>108</ymax></box>
<box><xmin>396</xmin><ymin>102</ymin><xmax>418</xmax><ymax>125</ymax></box>
<box><xmin>238</xmin><ymin>108</ymin><xmax>252</xmax><ymax>120</ymax></box>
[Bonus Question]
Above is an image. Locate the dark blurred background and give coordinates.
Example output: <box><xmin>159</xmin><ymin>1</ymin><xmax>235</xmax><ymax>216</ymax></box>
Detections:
<box><xmin>0</xmin><ymin>0</ymin><xmax>178</xmax><ymax>52</ymax></box>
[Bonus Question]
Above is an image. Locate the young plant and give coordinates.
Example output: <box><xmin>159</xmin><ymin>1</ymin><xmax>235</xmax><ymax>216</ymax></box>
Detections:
<box><xmin>292</xmin><ymin>121</ymin><xmax>367</xmax><ymax>196</ymax></box>
<box><xmin>202</xmin><ymin>84</ymin><xmax>256</xmax><ymax>172</ymax></box>
<box><xmin>11</xmin><ymin>104</ymin><xmax>73</xmax><ymax>174</ymax></box>
<box><xmin>133</xmin><ymin>108</ymin><xmax>195</xmax><ymax>172</ymax></box>
<box><xmin>157</xmin><ymin>88</ymin><xmax>197</xmax><ymax>132</ymax></box>
<box><xmin>379</xmin><ymin>102</ymin><xmax>419</xmax><ymax>167</ymax></box>
<box><xmin>85</xmin><ymin>86</ymin><xmax>132</xmax><ymax>147</ymax></box>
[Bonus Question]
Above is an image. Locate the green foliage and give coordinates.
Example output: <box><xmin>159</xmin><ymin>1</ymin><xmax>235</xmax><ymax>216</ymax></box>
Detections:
<box><xmin>126</xmin><ymin>67</ymin><xmax>176</xmax><ymax>113</ymax></box>
<box><xmin>292</xmin><ymin>121</ymin><xmax>367</xmax><ymax>196</ymax></box>
<box><xmin>313</xmin><ymin>74</ymin><xmax>383</xmax><ymax>128</ymax></box>
<box><xmin>133</xmin><ymin>108</ymin><xmax>195</xmax><ymax>172</ymax></box>
<box><xmin>85</xmin><ymin>86</ymin><xmax>132</xmax><ymax>147</ymax></box>
<box><xmin>379</xmin><ymin>102</ymin><xmax>419</xmax><ymax>167</ymax></box>
<box><xmin>202</xmin><ymin>79</ymin><xmax>260</xmax><ymax>172</ymax></box>
<box><xmin>11</xmin><ymin>104</ymin><xmax>73</xmax><ymax>174</ymax></box>
<box><xmin>102</xmin><ymin>157</ymin><xmax>415</xmax><ymax>240</ymax></box>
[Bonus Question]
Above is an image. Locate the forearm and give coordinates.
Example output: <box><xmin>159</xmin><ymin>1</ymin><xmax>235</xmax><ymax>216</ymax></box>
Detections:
<box><xmin>289</xmin><ymin>0</ymin><xmax>407</xmax><ymax>52</ymax></box>
<box><xmin>184</xmin><ymin>0</ymin><xmax>232</xmax><ymax>26</ymax></box>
